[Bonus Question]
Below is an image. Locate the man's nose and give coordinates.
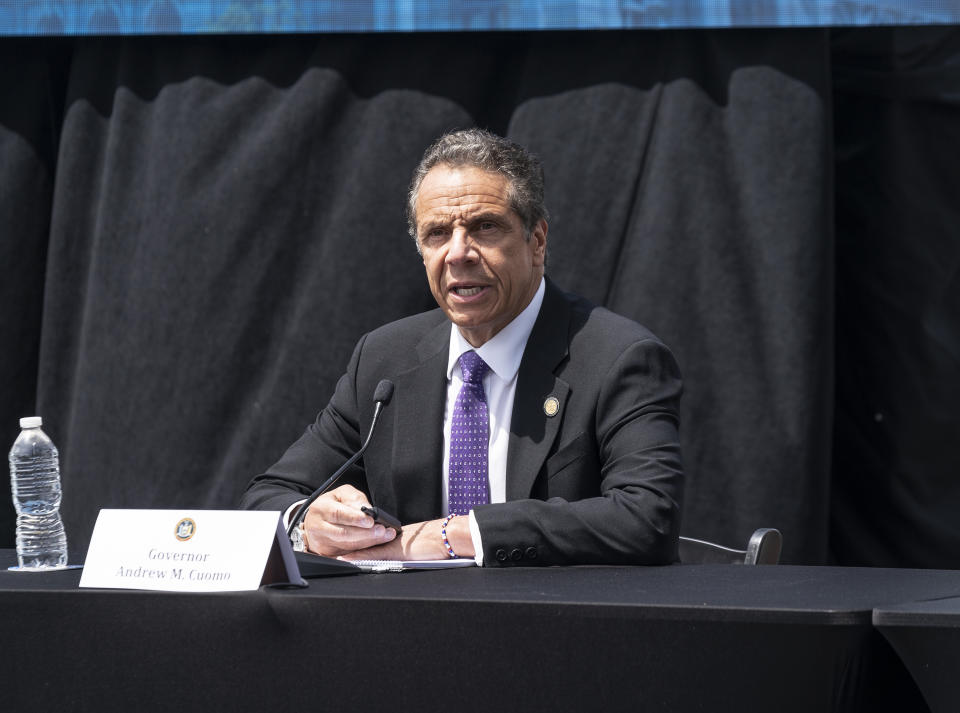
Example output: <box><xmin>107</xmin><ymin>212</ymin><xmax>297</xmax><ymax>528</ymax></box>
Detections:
<box><xmin>446</xmin><ymin>229</ymin><xmax>477</xmax><ymax>264</ymax></box>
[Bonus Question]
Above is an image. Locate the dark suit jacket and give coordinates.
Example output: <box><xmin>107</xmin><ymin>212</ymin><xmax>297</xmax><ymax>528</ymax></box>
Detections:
<box><xmin>241</xmin><ymin>278</ymin><xmax>684</xmax><ymax>566</ymax></box>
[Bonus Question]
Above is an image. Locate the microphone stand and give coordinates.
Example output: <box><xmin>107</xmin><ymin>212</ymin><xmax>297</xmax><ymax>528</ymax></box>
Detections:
<box><xmin>286</xmin><ymin>381</ymin><xmax>393</xmax><ymax>541</ymax></box>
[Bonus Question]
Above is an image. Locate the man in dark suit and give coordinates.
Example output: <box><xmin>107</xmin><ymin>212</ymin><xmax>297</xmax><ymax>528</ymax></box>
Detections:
<box><xmin>241</xmin><ymin>129</ymin><xmax>683</xmax><ymax>566</ymax></box>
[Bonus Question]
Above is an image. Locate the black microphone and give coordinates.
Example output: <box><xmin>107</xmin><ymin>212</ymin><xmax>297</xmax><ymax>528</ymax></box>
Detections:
<box><xmin>286</xmin><ymin>379</ymin><xmax>394</xmax><ymax>540</ymax></box>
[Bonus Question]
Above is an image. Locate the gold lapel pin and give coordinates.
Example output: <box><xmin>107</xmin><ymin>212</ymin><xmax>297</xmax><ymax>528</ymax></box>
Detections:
<box><xmin>543</xmin><ymin>396</ymin><xmax>560</xmax><ymax>417</ymax></box>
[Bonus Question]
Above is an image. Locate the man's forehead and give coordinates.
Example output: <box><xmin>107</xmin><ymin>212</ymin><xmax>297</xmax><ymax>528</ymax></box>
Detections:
<box><xmin>416</xmin><ymin>165</ymin><xmax>512</xmax><ymax>222</ymax></box>
<box><xmin>418</xmin><ymin>166</ymin><xmax>509</xmax><ymax>203</ymax></box>
<box><xmin>419</xmin><ymin>192</ymin><xmax>511</xmax><ymax>215</ymax></box>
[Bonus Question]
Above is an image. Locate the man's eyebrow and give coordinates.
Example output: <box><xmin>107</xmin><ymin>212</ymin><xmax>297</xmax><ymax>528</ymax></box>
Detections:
<box><xmin>466</xmin><ymin>211</ymin><xmax>509</xmax><ymax>225</ymax></box>
<box><xmin>418</xmin><ymin>210</ymin><xmax>510</xmax><ymax>235</ymax></box>
<box><xmin>418</xmin><ymin>219</ymin><xmax>450</xmax><ymax>235</ymax></box>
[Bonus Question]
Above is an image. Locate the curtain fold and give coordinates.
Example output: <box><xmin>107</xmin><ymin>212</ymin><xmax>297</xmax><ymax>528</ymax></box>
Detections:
<box><xmin>0</xmin><ymin>40</ymin><xmax>66</xmax><ymax>545</ymax></box>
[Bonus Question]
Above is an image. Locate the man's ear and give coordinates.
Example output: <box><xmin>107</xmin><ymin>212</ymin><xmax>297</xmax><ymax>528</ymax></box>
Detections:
<box><xmin>530</xmin><ymin>219</ymin><xmax>548</xmax><ymax>266</ymax></box>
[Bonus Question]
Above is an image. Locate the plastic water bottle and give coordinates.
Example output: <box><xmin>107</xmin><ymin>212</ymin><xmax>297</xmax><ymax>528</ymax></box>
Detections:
<box><xmin>8</xmin><ymin>417</ymin><xmax>68</xmax><ymax>569</ymax></box>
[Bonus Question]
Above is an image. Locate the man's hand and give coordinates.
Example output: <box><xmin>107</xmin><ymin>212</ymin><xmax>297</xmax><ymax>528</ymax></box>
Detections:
<box><xmin>340</xmin><ymin>513</ymin><xmax>475</xmax><ymax>562</ymax></box>
<box><xmin>302</xmin><ymin>484</ymin><xmax>397</xmax><ymax>557</ymax></box>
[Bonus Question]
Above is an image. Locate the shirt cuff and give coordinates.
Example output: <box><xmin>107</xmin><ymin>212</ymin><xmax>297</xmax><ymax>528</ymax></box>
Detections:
<box><xmin>284</xmin><ymin>499</ymin><xmax>306</xmax><ymax>529</ymax></box>
<box><xmin>468</xmin><ymin>510</ymin><xmax>484</xmax><ymax>567</ymax></box>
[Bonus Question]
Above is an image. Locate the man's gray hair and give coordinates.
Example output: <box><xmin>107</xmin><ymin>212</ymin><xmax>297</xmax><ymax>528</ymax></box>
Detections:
<box><xmin>406</xmin><ymin>128</ymin><xmax>549</xmax><ymax>241</ymax></box>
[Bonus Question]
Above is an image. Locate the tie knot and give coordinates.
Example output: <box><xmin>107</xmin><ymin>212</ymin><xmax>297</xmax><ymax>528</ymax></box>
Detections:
<box><xmin>459</xmin><ymin>351</ymin><xmax>489</xmax><ymax>385</ymax></box>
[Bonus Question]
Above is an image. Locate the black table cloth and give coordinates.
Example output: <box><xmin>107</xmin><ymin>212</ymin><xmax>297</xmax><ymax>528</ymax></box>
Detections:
<box><xmin>0</xmin><ymin>553</ymin><xmax>947</xmax><ymax>712</ymax></box>
<box><xmin>874</xmin><ymin>595</ymin><xmax>960</xmax><ymax>713</ymax></box>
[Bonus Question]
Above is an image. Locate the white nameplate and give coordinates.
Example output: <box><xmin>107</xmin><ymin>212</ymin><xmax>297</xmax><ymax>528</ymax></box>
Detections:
<box><xmin>79</xmin><ymin>509</ymin><xmax>302</xmax><ymax>592</ymax></box>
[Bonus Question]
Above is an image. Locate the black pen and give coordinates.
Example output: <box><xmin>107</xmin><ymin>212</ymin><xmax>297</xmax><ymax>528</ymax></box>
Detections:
<box><xmin>361</xmin><ymin>505</ymin><xmax>403</xmax><ymax>534</ymax></box>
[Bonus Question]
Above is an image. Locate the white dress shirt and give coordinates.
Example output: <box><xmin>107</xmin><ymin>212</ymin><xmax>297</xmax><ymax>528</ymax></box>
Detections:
<box><xmin>444</xmin><ymin>277</ymin><xmax>545</xmax><ymax>565</ymax></box>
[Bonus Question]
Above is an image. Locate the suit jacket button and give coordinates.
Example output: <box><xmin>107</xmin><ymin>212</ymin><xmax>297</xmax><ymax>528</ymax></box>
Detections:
<box><xmin>495</xmin><ymin>549</ymin><xmax>508</xmax><ymax>562</ymax></box>
<box><xmin>510</xmin><ymin>548</ymin><xmax>523</xmax><ymax>561</ymax></box>
<box><xmin>525</xmin><ymin>547</ymin><xmax>538</xmax><ymax>560</ymax></box>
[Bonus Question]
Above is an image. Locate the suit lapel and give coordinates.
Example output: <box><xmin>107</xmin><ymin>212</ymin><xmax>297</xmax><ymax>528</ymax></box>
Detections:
<box><xmin>388</xmin><ymin>319</ymin><xmax>449</xmax><ymax>520</ymax></box>
<box><xmin>506</xmin><ymin>279</ymin><xmax>571</xmax><ymax>500</ymax></box>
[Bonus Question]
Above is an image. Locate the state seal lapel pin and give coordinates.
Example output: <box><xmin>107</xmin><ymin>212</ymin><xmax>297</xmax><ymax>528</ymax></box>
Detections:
<box><xmin>543</xmin><ymin>396</ymin><xmax>560</xmax><ymax>417</ymax></box>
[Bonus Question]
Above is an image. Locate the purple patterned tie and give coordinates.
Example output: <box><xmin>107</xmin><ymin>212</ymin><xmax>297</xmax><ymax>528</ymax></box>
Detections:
<box><xmin>448</xmin><ymin>351</ymin><xmax>490</xmax><ymax>515</ymax></box>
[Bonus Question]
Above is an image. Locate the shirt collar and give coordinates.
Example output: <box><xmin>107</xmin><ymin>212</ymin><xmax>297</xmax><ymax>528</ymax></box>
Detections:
<box><xmin>446</xmin><ymin>277</ymin><xmax>546</xmax><ymax>383</ymax></box>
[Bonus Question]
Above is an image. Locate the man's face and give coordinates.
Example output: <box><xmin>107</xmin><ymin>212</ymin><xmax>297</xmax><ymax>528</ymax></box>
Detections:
<box><xmin>415</xmin><ymin>164</ymin><xmax>547</xmax><ymax>347</ymax></box>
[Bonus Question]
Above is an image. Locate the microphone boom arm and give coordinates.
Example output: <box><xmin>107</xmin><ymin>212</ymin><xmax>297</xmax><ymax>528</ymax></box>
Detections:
<box><xmin>285</xmin><ymin>396</ymin><xmax>390</xmax><ymax>540</ymax></box>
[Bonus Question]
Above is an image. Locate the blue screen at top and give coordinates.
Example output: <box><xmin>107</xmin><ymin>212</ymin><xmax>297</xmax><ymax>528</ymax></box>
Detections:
<box><xmin>1</xmin><ymin>0</ymin><xmax>958</xmax><ymax>36</ymax></box>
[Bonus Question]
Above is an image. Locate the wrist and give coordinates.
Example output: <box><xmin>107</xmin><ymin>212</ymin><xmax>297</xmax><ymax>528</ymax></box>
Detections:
<box><xmin>440</xmin><ymin>515</ymin><xmax>459</xmax><ymax>558</ymax></box>
<box><xmin>439</xmin><ymin>515</ymin><xmax>475</xmax><ymax>558</ymax></box>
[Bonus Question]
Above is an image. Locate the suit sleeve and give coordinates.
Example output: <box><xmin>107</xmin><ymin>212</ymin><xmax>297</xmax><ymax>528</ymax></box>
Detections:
<box><xmin>472</xmin><ymin>338</ymin><xmax>684</xmax><ymax>566</ymax></box>
<box><xmin>239</xmin><ymin>336</ymin><xmax>369</xmax><ymax>513</ymax></box>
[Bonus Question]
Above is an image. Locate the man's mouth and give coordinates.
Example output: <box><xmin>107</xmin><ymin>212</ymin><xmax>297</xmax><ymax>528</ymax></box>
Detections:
<box><xmin>451</xmin><ymin>285</ymin><xmax>486</xmax><ymax>297</ymax></box>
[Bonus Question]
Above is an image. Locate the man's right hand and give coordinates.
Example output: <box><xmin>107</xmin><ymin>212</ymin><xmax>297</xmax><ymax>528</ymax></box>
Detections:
<box><xmin>301</xmin><ymin>484</ymin><xmax>397</xmax><ymax>557</ymax></box>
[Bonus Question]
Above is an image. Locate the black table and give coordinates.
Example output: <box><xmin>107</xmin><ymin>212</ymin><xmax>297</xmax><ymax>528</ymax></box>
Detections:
<box><xmin>874</xmin><ymin>595</ymin><xmax>960</xmax><ymax>713</ymax></box>
<box><xmin>0</xmin><ymin>552</ymin><xmax>951</xmax><ymax>712</ymax></box>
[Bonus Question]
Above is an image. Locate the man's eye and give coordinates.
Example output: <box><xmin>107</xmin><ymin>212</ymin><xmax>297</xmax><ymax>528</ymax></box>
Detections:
<box><xmin>478</xmin><ymin>222</ymin><xmax>497</xmax><ymax>231</ymax></box>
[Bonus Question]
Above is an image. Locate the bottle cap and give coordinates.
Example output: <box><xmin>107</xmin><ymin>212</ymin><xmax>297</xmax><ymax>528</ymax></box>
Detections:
<box><xmin>19</xmin><ymin>416</ymin><xmax>42</xmax><ymax>429</ymax></box>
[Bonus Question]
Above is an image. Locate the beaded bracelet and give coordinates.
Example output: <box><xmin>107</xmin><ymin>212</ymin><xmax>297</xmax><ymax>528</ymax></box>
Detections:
<box><xmin>440</xmin><ymin>514</ymin><xmax>459</xmax><ymax>559</ymax></box>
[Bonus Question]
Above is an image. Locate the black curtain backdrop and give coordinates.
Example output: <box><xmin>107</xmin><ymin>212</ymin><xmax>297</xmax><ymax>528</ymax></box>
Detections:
<box><xmin>0</xmin><ymin>28</ymin><xmax>956</xmax><ymax>566</ymax></box>
<box><xmin>831</xmin><ymin>27</ymin><xmax>960</xmax><ymax>568</ymax></box>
